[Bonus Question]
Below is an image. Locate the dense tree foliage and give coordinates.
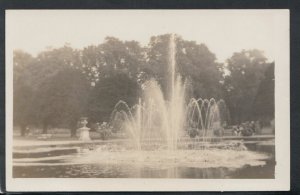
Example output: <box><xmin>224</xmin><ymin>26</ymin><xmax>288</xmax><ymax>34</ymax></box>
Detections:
<box><xmin>223</xmin><ymin>49</ymin><xmax>273</xmax><ymax>124</ymax></box>
<box><xmin>144</xmin><ymin>34</ymin><xmax>222</xmax><ymax>100</ymax></box>
<box><xmin>87</xmin><ymin>73</ymin><xmax>140</xmax><ymax>123</ymax></box>
<box><xmin>13</xmin><ymin>50</ymin><xmax>36</xmax><ymax>136</ymax></box>
<box><xmin>34</xmin><ymin>68</ymin><xmax>90</xmax><ymax>135</ymax></box>
<box><xmin>252</xmin><ymin>63</ymin><xmax>275</xmax><ymax>122</ymax></box>
<box><xmin>13</xmin><ymin>34</ymin><xmax>275</xmax><ymax>136</ymax></box>
<box><xmin>176</xmin><ymin>36</ymin><xmax>223</xmax><ymax>99</ymax></box>
<box><xmin>80</xmin><ymin>37</ymin><xmax>145</xmax><ymax>83</ymax></box>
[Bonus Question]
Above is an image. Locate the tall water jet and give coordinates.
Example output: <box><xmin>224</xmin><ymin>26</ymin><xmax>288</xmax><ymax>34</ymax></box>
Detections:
<box><xmin>169</xmin><ymin>34</ymin><xmax>176</xmax><ymax>150</ymax></box>
<box><xmin>110</xmin><ymin>34</ymin><xmax>229</xmax><ymax>150</ymax></box>
<box><xmin>168</xmin><ymin>34</ymin><xmax>183</xmax><ymax>150</ymax></box>
<box><xmin>169</xmin><ymin>33</ymin><xmax>176</xmax><ymax>101</ymax></box>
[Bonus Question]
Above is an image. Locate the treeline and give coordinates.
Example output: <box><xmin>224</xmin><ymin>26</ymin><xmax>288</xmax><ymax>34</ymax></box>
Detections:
<box><xmin>13</xmin><ymin>34</ymin><xmax>274</xmax><ymax>136</ymax></box>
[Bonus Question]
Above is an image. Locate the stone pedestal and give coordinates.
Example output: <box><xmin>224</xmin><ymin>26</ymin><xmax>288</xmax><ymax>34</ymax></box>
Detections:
<box><xmin>78</xmin><ymin>127</ymin><xmax>91</xmax><ymax>141</ymax></box>
<box><xmin>77</xmin><ymin>117</ymin><xmax>91</xmax><ymax>141</ymax></box>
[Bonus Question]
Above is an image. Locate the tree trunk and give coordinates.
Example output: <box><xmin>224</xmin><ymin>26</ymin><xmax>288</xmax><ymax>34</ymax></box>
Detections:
<box><xmin>20</xmin><ymin>124</ymin><xmax>26</xmax><ymax>137</ymax></box>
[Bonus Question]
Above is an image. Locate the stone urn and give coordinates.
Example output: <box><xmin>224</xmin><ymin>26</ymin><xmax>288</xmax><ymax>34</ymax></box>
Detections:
<box><xmin>77</xmin><ymin>117</ymin><xmax>91</xmax><ymax>141</ymax></box>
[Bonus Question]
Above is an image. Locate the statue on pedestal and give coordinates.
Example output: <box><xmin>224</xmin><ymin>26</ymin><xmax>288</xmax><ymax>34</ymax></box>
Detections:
<box><xmin>77</xmin><ymin>117</ymin><xmax>91</xmax><ymax>141</ymax></box>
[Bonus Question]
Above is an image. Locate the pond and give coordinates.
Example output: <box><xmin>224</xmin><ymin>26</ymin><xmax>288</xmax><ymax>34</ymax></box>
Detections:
<box><xmin>13</xmin><ymin>141</ymin><xmax>275</xmax><ymax>179</ymax></box>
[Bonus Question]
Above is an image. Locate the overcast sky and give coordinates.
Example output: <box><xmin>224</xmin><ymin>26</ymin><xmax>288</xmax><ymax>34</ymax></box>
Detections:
<box><xmin>7</xmin><ymin>10</ymin><xmax>284</xmax><ymax>63</ymax></box>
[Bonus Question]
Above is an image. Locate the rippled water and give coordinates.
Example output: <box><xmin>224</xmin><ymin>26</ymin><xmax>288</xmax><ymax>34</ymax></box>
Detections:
<box><xmin>13</xmin><ymin>142</ymin><xmax>275</xmax><ymax>178</ymax></box>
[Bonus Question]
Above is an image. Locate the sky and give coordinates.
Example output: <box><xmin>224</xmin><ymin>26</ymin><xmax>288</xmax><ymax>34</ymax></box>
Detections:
<box><xmin>6</xmin><ymin>10</ymin><xmax>283</xmax><ymax>63</ymax></box>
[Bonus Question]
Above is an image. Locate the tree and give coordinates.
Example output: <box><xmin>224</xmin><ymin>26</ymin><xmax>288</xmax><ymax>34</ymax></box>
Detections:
<box><xmin>14</xmin><ymin>35</ymin><xmax>275</xmax><ymax>137</ymax></box>
<box><xmin>144</xmin><ymin>34</ymin><xmax>223</xmax><ymax>100</ymax></box>
<box><xmin>176</xmin><ymin>36</ymin><xmax>223</xmax><ymax>99</ymax></box>
<box><xmin>87</xmin><ymin>73</ymin><xmax>140</xmax><ymax>123</ymax></box>
<box><xmin>223</xmin><ymin>49</ymin><xmax>272</xmax><ymax>124</ymax></box>
<box><xmin>80</xmin><ymin>37</ymin><xmax>145</xmax><ymax>85</ymax></box>
<box><xmin>32</xmin><ymin>46</ymin><xmax>89</xmax><ymax>135</ymax></box>
<box><xmin>34</xmin><ymin>67</ymin><xmax>90</xmax><ymax>135</ymax></box>
<box><xmin>252</xmin><ymin>62</ymin><xmax>275</xmax><ymax>122</ymax></box>
<box><xmin>13</xmin><ymin>50</ymin><xmax>36</xmax><ymax>136</ymax></box>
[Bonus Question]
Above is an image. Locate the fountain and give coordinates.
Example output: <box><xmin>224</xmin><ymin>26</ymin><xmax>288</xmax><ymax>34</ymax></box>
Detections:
<box><xmin>111</xmin><ymin>34</ymin><xmax>229</xmax><ymax>150</ymax></box>
<box><xmin>12</xmin><ymin>34</ymin><xmax>274</xmax><ymax>179</ymax></box>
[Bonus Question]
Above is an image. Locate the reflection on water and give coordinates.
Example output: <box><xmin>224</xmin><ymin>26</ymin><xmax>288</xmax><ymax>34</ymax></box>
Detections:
<box><xmin>13</xmin><ymin>143</ymin><xmax>275</xmax><ymax>179</ymax></box>
<box><xmin>13</xmin><ymin>160</ymin><xmax>275</xmax><ymax>178</ymax></box>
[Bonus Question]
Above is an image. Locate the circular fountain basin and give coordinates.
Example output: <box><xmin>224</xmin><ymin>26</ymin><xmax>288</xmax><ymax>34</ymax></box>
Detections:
<box><xmin>71</xmin><ymin>147</ymin><xmax>270</xmax><ymax>169</ymax></box>
<box><xmin>13</xmin><ymin>140</ymin><xmax>275</xmax><ymax>178</ymax></box>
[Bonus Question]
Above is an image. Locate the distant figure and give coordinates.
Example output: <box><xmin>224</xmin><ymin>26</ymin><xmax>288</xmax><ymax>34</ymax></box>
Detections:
<box><xmin>233</xmin><ymin>125</ymin><xmax>242</xmax><ymax>136</ymax></box>
<box><xmin>250</xmin><ymin>121</ymin><xmax>256</xmax><ymax>134</ymax></box>
<box><xmin>239</xmin><ymin>125</ymin><xmax>244</xmax><ymax>135</ymax></box>
<box><xmin>241</xmin><ymin>122</ymin><xmax>254</xmax><ymax>136</ymax></box>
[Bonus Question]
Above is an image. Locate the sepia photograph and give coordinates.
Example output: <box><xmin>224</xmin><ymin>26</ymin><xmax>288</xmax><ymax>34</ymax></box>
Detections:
<box><xmin>5</xmin><ymin>10</ymin><xmax>290</xmax><ymax>191</ymax></box>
